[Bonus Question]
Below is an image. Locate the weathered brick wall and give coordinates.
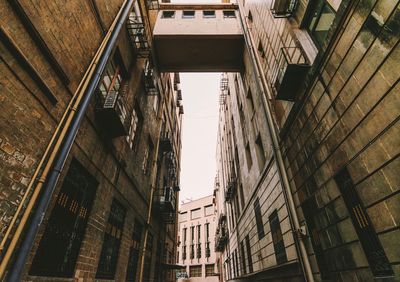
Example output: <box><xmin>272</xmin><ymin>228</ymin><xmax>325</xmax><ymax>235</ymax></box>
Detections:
<box><xmin>1</xmin><ymin>0</ymin><xmax>180</xmax><ymax>281</ymax></box>
<box><xmin>281</xmin><ymin>0</ymin><xmax>400</xmax><ymax>280</ymax></box>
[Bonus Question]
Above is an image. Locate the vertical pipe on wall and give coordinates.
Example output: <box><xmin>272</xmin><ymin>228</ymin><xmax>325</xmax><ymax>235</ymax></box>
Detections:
<box><xmin>236</xmin><ymin>2</ymin><xmax>315</xmax><ymax>281</ymax></box>
<box><xmin>6</xmin><ymin>1</ymin><xmax>134</xmax><ymax>280</ymax></box>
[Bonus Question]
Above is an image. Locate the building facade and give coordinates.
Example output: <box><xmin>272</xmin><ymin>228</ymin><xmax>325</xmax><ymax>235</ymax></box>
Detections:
<box><xmin>177</xmin><ymin>195</ymin><xmax>219</xmax><ymax>282</ymax></box>
<box><xmin>215</xmin><ymin>0</ymin><xmax>399</xmax><ymax>281</ymax></box>
<box><xmin>0</xmin><ymin>0</ymin><xmax>182</xmax><ymax>281</ymax></box>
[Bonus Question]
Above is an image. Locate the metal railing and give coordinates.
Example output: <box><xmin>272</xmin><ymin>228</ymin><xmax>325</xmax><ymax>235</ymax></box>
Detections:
<box><xmin>127</xmin><ymin>15</ymin><xmax>150</xmax><ymax>58</ymax></box>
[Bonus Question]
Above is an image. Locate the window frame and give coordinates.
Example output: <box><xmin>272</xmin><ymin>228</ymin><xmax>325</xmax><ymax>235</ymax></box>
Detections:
<box><xmin>203</xmin><ymin>10</ymin><xmax>216</xmax><ymax>18</ymax></box>
<box><xmin>223</xmin><ymin>10</ymin><xmax>236</xmax><ymax>18</ymax></box>
<box><xmin>182</xmin><ymin>10</ymin><xmax>195</xmax><ymax>18</ymax></box>
<box><xmin>162</xmin><ymin>10</ymin><xmax>175</xmax><ymax>18</ymax></box>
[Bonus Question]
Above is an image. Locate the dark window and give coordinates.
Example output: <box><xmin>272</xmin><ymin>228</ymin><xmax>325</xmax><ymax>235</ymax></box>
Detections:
<box><xmin>245</xmin><ymin>143</ymin><xmax>252</xmax><ymax>170</ymax></box>
<box><xmin>306</xmin><ymin>0</ymin><xmax>335</xmax><ymax>48</ymax></box>
<box><xmin>96</xmin><ymin>200</ymin><xmax>126</xmax><ymax>279</ymax></box>
<box><xmin>258</xmin><ymin>42</ymin><xmax>265</xmax><ymax>58</ymax></box>
<box><xmin>182</xmin><ymin>245</ymin><xmax>187</xmax><ymax>260</ymax></box>
<box><xmin>29</xmin><ymin>159</ymin><xmax>97</xmax><ymax>277</ymax></box>
<box><xmin>245</xmin><ymin>235</ymin><xmax>253</xmax><ymax>273</ymax></box>
<box><xmin>189</xmin><ymin>265</ymin><xmax>202</xmax><ymax>277</ymax></box>
<box><xmin>203</xmin><ymin>10</ymin><xmax>216</xmax><ymax>18</ymax></box>
<box><xmin>223</xmin><ymin>10</ymin><xmax>236</xmax><ymax>18</ymax></box>
<box><xmin>269</xmin><ymin>210</ymin><xmax>287</xmax><ymax>264</ymax></box>
<box><xmin>182</xmin><ymin>10</ymin><xmax>195</xmax><ymax>18</ymax></box>
<box><xmin>232</xmin><ymin>252</ymin><xmax>236</xmax><ymax>277</ymax></box>
<box><xmin>197</xmin><ymin>243</ymin><xmax>201</xmax><ymax>258</ymax></box>
<box><xmin>126</xmin><ymin>105</ymin><xmax>143</xmax><ymax>150</ymax></box>
<box><xmin>190</xmin><ymin>244</ymin><xmax>195</xmax><ymax>259</ymax></box>
<box><xmin>240</xmin><ymin>241</ymin><xmax>247</xmax><ymax>275</ymax></box>
<box><xmin>126</xmin><ymin>220</ymin><xmax>143</xmax><ymax>281</ymax></box>
<box><xmin>334</xmin><ymin>168</ymin><xmax>394</xmax><ymax>278</ymax></box>
<box><xmin>254</xmin><ymin>198</ymin><xmax>265</xmax><ymax>239</ymax></box>
<box><xmin>255</xmin><ymin>134</ymin><xmax>266</xmax><ymax>171</ymax></box>
<box><xmin>143</xmin><ymin>233</ymin><xmax>154</xmax><ymax>281</ymax></box>
<box><xmin>205</xmin><ymin>264</ymin><xmax>214</xmax><ymax>276</ymax></box>
<box><xmin>205</xmin><ymin>242</ymin><xmax>211</xmax><ymax>258</ymax></box>
<box><xmin>162</xmin><ymin>11</ymin><xmax>175</xmax><ymax>18</ymax></box>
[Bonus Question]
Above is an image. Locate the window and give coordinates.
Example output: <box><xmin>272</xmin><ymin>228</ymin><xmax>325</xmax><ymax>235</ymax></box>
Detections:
<box><xmin>162</xmin><ymin>10</ymin><xmax>175</xmax><ymax>18</ymax></box>
<box><xmin>258</xmin><ymin>41</ymin><xmax>265</xmax><ymax>58</ymax></box>
<box><xmin>143</xmin><ymin>233</ymin><xmax>153</xmax><ymax>281</ymax></box>
<box><xmin>205</xmin><ymin>223</ymin><xmax>210</xmax><ymax>241</ymax></box>
<box><xmin>29</xmin><ymin>159</ymin><xmax>97</xmax><ymax>277</ymax></box>
<box><xmin>180</xmin><ymin>211</ymin><xmax>188</xmax><ymax>222</ymax></box>
<box><xmin>190</xmin><ymin>244</ymin><xmax>195</xmax><ymax>259</ymax></box>
<box><xmin>240</xmin><ymin>241</ymin><xmax>247</xmax><ymax>275</ymax></box>
<box><xmin>191</xmin><ymin>226</ymin><xmax>195</xmax><ymax>242</ymax></box>
<box><xmin>182</xmin><ymin>245</ymin><xmax>187</xmax><ymax>260</ymax></box>
<box><xmin>126</xmin><ymin>106</ymin><xmax>142</xmax><ymax>150</ymax></box>
<box><xmin>197</xmin><ymin>224</ymin><xmax>201</xmax><ymax>241</ymax></box>
<box><xmin>96</xmin><ymin>200</ymin><xmax>126</xmax><ymax>279</ymax></box>
<box><xmin>191</xmin><ymin>208</ymin><xmax>201</xmax><ymax>219</ymax></box>
<box><xmin>255</xmin><ymin>134</ymin><xmax>266</xmax><ymax>171</ymax></box>
<box><xmin>269</xmin><ymin>210</ymin><xmax>287</xmax><ymax>264</ymax></box>
<box><xmin>206</xmin><ymin>264</ymin><xmax>214</xmax><ymax>276</ymax></box>
<box><xmin>197</xmin><ymin>243</ymin><xmax>202</xmax><ymax>258</ymax></box>
<box><xmin>245</xmin><ymin>235</ymin><xmax>253</xmax><ymax>273</ymax></box>
<box><xmin>254</xmin><ymin>198</ymin><xmax>264</xmax><ymax>239</ymax></box>
<box><xmin>182</xmin><ymin>227</ymin><xmax>187</xmax><ymax>244</ymax></box>
<box><xmin>190</xmin><ymin>265</ymin><xmax>202</xmax><ymax>277</ymax></box>
<box><xmin>203</xmin><ymin>10</ymin><xmax>216</xmax><ymax>18</ymax></box>
<box><xmin>245</xmin><ymin>143</ymin><xmax>252</xmax><ymax>170</ymax></box>
<box><xmin>205</xmin><ymin>242</ymin><xmax>211</xmax><ymax>258</ymax></box>
<box><xmin>182</xmin><ymin>10</ymin><xmax>195</xmax><ymax>18</ymax></box>
<box><xmin>126</xmin><ymin>220</ymin><xmax>143</xmax><ymax>281</ymax></box>
<box><xmin>223</xmin><ymin>10</ymin><xmax>236</xmax><ymax>18</ymax></box>
<box><xmin>204</xmin><ymin>204</ymin><xmax>214</xmax><ymax>216</ymax></box>
<box><xmin>334</xmin><ymin>168</ymin><xmax>394</xmax><ymax>277</ymax></box>
<box><xmin>142</xmin><ymin>137</ymin><xmax>154</xmax><ymax>174</ymax></box>
<box><xmin>307</xmin><ymin>0</ymin><xmax>336</xmax><ymax>48</ymax></box>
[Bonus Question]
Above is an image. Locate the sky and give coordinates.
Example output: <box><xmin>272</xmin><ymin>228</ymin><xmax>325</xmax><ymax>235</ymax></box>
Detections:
<box><xmin>179</xmin><ymin>73</ymin><xmax>221</xmax><ymax>205</ymax></box>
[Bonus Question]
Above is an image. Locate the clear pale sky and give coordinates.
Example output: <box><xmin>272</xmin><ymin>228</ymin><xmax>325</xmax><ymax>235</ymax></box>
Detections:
<box><xmin>179</xmin><ymin>73</ymin><xmax>221</xmax><ymax>205</ymax></box>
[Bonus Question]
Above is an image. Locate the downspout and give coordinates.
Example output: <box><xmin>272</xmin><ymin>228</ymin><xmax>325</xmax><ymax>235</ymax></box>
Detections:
<box><xmin>6</xmin><ymin>0</ymin><xmax>134</xmax><ymax>280</ymax></box>
<box><xmin>137</xmin><ymin>90</ymin><xmax>165</xmax><ymax>282</ymax></box>
<box><xmin>236</xmin><ymin>3</ymin><xmax>315</xmax><ymax>282</ymax></box>
<box><xmin>0</xmin><ymin>7</ymin><xmax>115</xmax><ymax>280</ymax></box>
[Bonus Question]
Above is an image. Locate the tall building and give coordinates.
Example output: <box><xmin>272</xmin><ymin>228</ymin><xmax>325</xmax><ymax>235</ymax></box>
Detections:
<box><xmin>0</xmin><ymin>0</ymin><xmax>182</xmax><ymax>281</ymax></box>
<box><xmin>177</xmin><ymin>195</ymin><xmax>219</xmax><ymax>281</ymax></box>
<box><xmin>215</xmin><ymin>0</ymin><xmax>399</xmax><ymax>281</ymax></box>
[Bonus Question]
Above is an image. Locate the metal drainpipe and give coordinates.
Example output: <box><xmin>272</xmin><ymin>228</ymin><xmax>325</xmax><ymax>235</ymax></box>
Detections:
<box><xmin>6</xmin><ymin>0</ymin><xmax>134</xmax><ymax>280</ymax></box>
<box><xmin>236</xmin><ymin>3</ymin><xmax>315</xmax><ymax>282</ymax></box>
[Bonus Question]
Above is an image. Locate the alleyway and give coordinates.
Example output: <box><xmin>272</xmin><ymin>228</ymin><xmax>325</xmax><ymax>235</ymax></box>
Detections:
<box><xmin>0</xmin><ymin>0</ymin><xmax>399</xmax><ymax>281</ymax></box>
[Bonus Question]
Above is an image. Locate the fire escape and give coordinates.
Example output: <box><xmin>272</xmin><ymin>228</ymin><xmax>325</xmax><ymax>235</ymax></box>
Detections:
<box><xmin>127</xmin><ymin>14</ymin><xmax>150</xmax><ymax>58</ymax></box>
<box><xmin>159</xmin><ymin>131</ymin><xmax>179</xmax><ymax>224</ymax></box>
<box><xmin>143</xmin><ymin>60</ymin><xmax>160</xmax><ymax>96</ymax></box>
<box><xmin>225</xmin><ymin>161</ymin><xmax>237</xmax><ymax>202</ymax></box>
<box><xmin>215</xmin><ymin>214</ymin><xmax>228</xmax><ymax>252</ymax></box>
<box><xmin>219</xmin><ymin>75</ymin><xmax>228</xmax><ymax>105</ymax></box>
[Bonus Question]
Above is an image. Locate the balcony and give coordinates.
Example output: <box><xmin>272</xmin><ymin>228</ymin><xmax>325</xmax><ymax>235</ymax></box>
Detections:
<box><xmin>160</xmin><ymin>131</ymin><xmax>173</xmax><ymax>152</ymax></box>
<box><xmin>127</xmin><ymin>15</ymin><xmax>150</xmax><ymax>58</ymax></box>
<box><xmin>271</xmin><ymin>47</ymin><xmax>310</xmax><ymax>101</ymax></box>
<box><xmin>95</xmin><ymin>88</ymin><xmax>129</xmax><ymax>138</ymax></box>
<box><xmin>160</xmin><ymin>186</ymin><xmax>176</xmax><ymax>212</ymax></box>
<box><xmin>271</xmin><ymin>0</ymin><xmax>297</xmax><ymax>18</ymax></box>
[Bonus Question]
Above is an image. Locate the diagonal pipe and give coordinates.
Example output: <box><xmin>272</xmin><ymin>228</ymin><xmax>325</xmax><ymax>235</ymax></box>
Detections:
<box><xmin>6</xmin><ymin>0</ymin><xmax>134</xmax><ymax>280</ymax></box>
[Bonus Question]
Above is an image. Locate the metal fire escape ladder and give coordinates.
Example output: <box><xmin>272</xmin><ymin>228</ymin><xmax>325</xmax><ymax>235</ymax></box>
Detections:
<box><xmin>127</xmin><ymin>14</ymin><xmax>151</xmax><ymax>58</ymax></box>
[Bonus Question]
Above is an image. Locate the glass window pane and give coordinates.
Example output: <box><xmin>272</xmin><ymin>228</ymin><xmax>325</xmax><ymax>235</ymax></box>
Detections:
<box><xmin>313</xmin><ymin>3</ymin><xmax>335</xmax><ymax>46</ymax></box>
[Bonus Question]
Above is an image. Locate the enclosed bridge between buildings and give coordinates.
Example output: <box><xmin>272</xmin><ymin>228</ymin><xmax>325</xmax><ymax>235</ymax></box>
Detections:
<box><xmin>152</xmin><ymin>4</ymin><xmax>245</xmax><ymax>72</ymax></box>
